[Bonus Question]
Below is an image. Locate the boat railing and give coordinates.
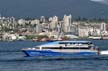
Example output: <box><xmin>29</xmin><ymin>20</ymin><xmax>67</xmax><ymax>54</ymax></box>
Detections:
<box><xmin>22</xmin><ymin>47</ymin><xmax>40</xmax><ymax>50</ymax></box>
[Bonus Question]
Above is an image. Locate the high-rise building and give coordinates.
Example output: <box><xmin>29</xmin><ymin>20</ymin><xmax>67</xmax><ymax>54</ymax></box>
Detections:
<box><xmin>63</xmin><ymin>14</ymin><xmax>72</xmax><ymax>32</ymax></box>
<box><xmin>101</xmin><ymin>22</ymin><xmax>106</xmax><ymax>31</ymax></box>
<box><xmin>40</xmin><ymin>16</ymin><xmax>46</xmax><ymax>23</ymax></box>
<box><xmin>18</xmin><ymin>19</ymin><xmax>26</xmax><ymax>26</ymax></box>
<box><xmin>35</xmin><ymin>20</ymin><xmax>42</xmax><ymax>33</ymax></box>
<box><xmin>49</xmin><ymin>16</ymin><xmax>58</xmax><ymax>30</ymax></box>
<box><xmin>0</xmin><ymin>14</ymin><xmax>1</xmax><ymax>19</ymax></box>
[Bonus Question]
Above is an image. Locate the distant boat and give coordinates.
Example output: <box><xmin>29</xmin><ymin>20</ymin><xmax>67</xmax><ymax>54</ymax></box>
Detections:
<box><xmin>22</xmin><ymin>40</ymin><xmax>104</xmax><ymax>58</ymax></box>
<box><xmin>89</xmin><ymin>36</ymin><xmax>101</xmax><ymax>39</ymax></box>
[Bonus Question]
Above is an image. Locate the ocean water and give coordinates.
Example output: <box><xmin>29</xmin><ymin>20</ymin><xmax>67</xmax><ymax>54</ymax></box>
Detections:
<box><xmin>0</xmin><ymin>40</ymin><xmax>108</xmax><ymax>71</ymax></box>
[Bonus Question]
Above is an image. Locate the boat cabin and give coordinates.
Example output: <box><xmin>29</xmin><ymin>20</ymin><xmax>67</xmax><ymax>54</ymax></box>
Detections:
<box><xmin>35</xmin><ymin>41</ymin><xmax>96</xmax><ymax>50</ymax></box>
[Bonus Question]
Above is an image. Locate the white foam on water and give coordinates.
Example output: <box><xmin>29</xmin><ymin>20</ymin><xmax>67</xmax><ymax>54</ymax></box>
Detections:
<box><xmin>100</xmin><ymin>50</ymin><xmax>108</xmax><ymax>55</ymax></box>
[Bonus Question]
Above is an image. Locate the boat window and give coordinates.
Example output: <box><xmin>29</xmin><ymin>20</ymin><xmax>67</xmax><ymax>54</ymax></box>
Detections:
<box><xmin>88</xmin><ymin>42</ymin><xmax>93</xmax><ymax>45</ymax></box>
<box><xmin>35</xmin><ymin>47</ymin><xmax>40</xmax><ymax>49</ymax></box>
<box><xmin>42</xmin><ymin>47</ymin><xmax>90</xmax><ymax>49</ymax></box>
<box><xmin>59</xmin><ymin>42</ymin><xmax>67</xmax><ymax>44</ymax></box>
<box><xmin>59</xmin><ymin>46</ymin><xmax>62</xmax><ymax>49</ymax></box>
<box><xmin>59</xmin><ymin>42</ymin><xmax>92</xmax><ymax>45</ymax></box>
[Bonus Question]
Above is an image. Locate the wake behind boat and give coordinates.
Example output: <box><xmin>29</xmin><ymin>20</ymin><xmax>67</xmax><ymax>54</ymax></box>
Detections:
<box><xmin>22</xmin><ymin>40</ymin><xmax>102</xmax><ymax>58</ymax></box>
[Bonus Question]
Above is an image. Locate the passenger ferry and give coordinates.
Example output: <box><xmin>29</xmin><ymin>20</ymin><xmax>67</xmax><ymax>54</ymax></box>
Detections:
<box><xmin>22</xmin><ymin>41</ymin><xmax>100</xmax><ymax>58</ymax></box>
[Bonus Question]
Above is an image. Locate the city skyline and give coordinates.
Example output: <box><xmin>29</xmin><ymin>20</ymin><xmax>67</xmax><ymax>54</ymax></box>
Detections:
<box><xmin>0</xmin><ymin>14</ymin><xmax>108</xmax><ymax>41</ymax></box>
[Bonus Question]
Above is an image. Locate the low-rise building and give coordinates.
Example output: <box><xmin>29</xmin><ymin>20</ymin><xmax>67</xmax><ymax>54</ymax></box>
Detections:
<box><xmin>78</xmin><ymin>26</ymin><xmax>89</xmax><ymax>37</ymax></box>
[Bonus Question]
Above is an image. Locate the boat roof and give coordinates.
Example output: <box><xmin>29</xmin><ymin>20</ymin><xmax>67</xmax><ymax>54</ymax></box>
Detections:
<box><xmin>38</xmin><ymin>40</ymin><xmax>92</xmax><ymax>47</ymax></box>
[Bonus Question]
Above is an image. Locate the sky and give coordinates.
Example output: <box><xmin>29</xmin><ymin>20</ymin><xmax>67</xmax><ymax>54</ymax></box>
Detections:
<box><xmin>0</xmin><ymin>0</ymin><xmax>108</xmax><ymax>18</ymax></box>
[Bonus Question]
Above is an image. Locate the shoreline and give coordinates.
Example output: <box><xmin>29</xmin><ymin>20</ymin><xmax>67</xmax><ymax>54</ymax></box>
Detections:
<box><xmin>1</xmin><ymin>38</ymin><xmax>108</xmax><ymax>42</ymax></box>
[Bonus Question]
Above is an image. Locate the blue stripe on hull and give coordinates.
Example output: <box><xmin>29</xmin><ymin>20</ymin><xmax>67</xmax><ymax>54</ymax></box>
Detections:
<box><xmin>23</xmin><ymin>50</ymin><xmax>97</xmax><ymax>57</ymax></box>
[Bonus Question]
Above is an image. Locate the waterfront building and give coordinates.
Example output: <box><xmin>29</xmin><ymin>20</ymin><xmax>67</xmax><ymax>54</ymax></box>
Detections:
<box><xmin>78</xmin><ymin>25</ymin><xmax>89</xmax><ymax>37</ymax></box>
<box><xmin>64</xmin><ymin>32</ymin><xmax>78</xmax><ymax>39</ymax></box>
<box><xmin>93</xmin><ymin>27</ymin><xmax>101</xmax><ymax>36</ymax></box>
<box><xmin>2</xmin><ymin>33</ymin><xmax>17</xmax><ymax>41</ymax></box>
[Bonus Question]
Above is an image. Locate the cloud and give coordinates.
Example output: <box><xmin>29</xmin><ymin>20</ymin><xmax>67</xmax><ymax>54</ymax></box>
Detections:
<box><xmin>90</xmin><ymin>0</ymin><xmax>104</xmax><ymax>2</ymax></box>
<box><xmin>90</xmin><ymin>0</ymin><xmax>108</xmax><ymax>5</ymax></box>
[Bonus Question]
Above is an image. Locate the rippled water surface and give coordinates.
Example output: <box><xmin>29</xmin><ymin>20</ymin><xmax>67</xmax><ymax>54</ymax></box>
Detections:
<box><xmin>0</xmin><ymin>40</ymin><xmax>108</xmax><ymax>71</ymax></box>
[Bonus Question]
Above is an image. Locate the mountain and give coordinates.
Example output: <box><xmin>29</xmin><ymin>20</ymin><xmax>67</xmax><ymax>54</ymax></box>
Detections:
<box><xmin>0</xmin><ymin>0</ymin><xmax>108</xmax><ymax>18</ymax></box>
